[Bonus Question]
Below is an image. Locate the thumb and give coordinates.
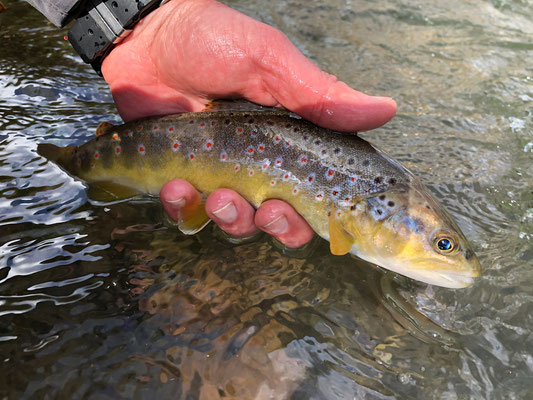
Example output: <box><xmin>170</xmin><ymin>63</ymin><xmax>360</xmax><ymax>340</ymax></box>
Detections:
<box><xmin>255</xmin><ymin>31</ymin><xmax>397</xmax><ymax>132</ymax></box>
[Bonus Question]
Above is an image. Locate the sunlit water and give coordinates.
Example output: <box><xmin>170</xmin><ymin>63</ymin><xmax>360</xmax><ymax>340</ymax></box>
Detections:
<box><xmin>0</xmin><ymin>0</ymin><xmax>532</xmax><ymax>398</ymax></box>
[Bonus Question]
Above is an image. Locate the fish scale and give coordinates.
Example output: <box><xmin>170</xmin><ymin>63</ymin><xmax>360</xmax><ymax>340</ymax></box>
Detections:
<box><xmin>38</xmin><ymin>102</ymin><xmax>481</xmax><ymax>288</ymax></box>
<box><xmin>80</xmin><ymin>110</ymin><xmax>409</xmax><ymax>205</ymax></box>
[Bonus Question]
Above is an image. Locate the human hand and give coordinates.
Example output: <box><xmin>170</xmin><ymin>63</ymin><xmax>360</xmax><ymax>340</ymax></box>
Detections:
<box><xmin>102</xmin><ymin>0</ymin><xmax>397</xmax><ymax>247</ymax></box>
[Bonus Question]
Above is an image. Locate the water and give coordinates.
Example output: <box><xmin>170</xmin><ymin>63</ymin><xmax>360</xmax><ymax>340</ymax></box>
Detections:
<box><xmin>0</xmin><ymin>0</ymin><xmax>532</xmax><ymax>398</ymax></box>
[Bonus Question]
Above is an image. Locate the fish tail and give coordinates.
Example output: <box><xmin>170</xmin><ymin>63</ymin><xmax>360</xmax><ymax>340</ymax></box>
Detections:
<box><xmin>37</xmin><ymin>143</ymin><xmax>77</xmax><ymax>170</ymax></box>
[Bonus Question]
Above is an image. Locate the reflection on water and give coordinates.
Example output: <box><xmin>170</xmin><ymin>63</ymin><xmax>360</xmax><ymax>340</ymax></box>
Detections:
<box><xmin>1</xmin><ymin>0</ymin><xmax>532</xmax><ymax>398</ymax></box>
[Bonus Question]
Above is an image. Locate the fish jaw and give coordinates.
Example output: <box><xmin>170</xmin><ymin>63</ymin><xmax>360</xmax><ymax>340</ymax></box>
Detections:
<box><xmin>353</xmin><ymin>249</ymin><xmax>481</xmax><ymax>288</ymax></box>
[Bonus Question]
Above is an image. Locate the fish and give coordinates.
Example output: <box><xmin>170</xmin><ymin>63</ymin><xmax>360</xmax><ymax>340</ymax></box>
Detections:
<box><xmin>37</xmin><ymin>101</ymin><xmax>481</xmax><ymax>288</ymax></box>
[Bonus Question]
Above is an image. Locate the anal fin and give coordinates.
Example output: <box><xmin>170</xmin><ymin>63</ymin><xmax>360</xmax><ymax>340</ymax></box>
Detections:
<box><xmin>88</xmin><ymin>181</ymin><xmax>143</xmax><ymax>202</ymax></box>
<box><xmin>328</xmin><ymin>206</ymin><xmax>355</xmax><ymax>256</ymax></box>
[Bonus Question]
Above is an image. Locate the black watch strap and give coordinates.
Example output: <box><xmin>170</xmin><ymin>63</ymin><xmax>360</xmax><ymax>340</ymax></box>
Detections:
<box><xmin>68</xmin><ymin>0</ymin><xmax>163</xmax><ymax>74</ymax></box>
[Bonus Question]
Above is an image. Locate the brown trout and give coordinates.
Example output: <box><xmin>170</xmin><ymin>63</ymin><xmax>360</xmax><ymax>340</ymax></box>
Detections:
<box><xmin>38</xmin><ymin>102</ymin><xmax>481</xmax><ymax>288</ymax></box>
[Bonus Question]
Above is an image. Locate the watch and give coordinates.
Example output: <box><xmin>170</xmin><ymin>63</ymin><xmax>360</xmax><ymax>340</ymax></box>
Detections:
<box><xmin>68</xmin><ymin>0</ymin><xmax>165</xmax><ymax>74</ymax></box>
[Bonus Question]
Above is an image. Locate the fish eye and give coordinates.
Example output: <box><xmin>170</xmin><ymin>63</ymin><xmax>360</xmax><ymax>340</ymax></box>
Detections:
<box><xmin>434</xmin><ymin>235</ymin><xmax>456</xmax><ymax>254</ymax></box>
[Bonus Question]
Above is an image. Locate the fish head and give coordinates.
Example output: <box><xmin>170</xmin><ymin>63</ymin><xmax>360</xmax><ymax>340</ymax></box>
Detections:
<box><xmin>343</xmin><ymin>182</ymin><xmax>481</xmax><ymax>288</ymax></box>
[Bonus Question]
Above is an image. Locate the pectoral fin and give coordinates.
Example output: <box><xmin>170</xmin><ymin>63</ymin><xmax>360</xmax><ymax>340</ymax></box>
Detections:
<box><xmin>328</xmin><ymin>208</ymin><xmax>355</xmax><ymax>256</ymax></box>
<box><xmin>174</xmin><ymin>196</ymin><xmax>211</xmax><ymax>235</ymax></box>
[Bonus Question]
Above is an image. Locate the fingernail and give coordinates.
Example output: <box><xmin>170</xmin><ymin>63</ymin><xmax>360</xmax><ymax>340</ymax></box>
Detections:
<box><xmin>165</xmin><ymin>197</ymin><xmax>186</xmax><ymax>209</ymax></box>
<box><xmin>261</xmin><ymin>215</ymin><xmax>289</xmax><ymax>234</ymax></box>
<box><xmin>212</xmin><ymin>201</ymin><xmax>238</xmax><ymax>223</ymax></box>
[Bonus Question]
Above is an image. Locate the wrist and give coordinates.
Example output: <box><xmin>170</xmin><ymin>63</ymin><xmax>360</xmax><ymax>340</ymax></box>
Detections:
<box><xmin>101</xmin><ymin>0</ymin><xmax>216</xmax><ymax>120</ymax></box>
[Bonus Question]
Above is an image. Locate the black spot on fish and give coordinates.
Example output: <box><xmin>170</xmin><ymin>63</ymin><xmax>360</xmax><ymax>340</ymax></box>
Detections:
<box><xmin>388</xmin><ymin>201</ymin><xmax>395</xmax><ymax>207</ymax></box>
<box><xmin>376</xmin><ymin>209</ymin><xmax>383</xmax><ymax>216</ymax></box>
<box><xmin>334</xmin><ymin>148</ymin><xmax>340</xmax><ymax>154</ymax></box>
<box><xmin>303</xmin><ymin>135</ymin><xmax>308</xmax><ymax>141</ymax></box>
<box><xmin>374</xmin><ymin>176</ymin><xmax>383</xmax><ymax>184</ymax></box>
<box><xmin>293</xmin><ymin>128</ymin><xmax>299</xmax><ymax>133</ymax></box>
<box><xmin>362</xmin><ymin>159</ymin><xmax>370</xmax><ymax>167</ymax></box>
<box><xmin>379</xmin><ymin>194</ymin><xmax>386</xmax><ymax>201</ymax></box>
<box><xmin>321</xmin><ymin>149</ymin><xmax>327</xmax><ymax>155</ymax></box>
<box><xmin>267</xmin><ymin>120</ymin><xmax>274</xmax><ymax>125</ymax></box>
<box><xmin>350</xmin><ymin>205</ymin><xmax>356</xmax><ymax>210</ymax></box>
<box><xmin>314</xmin><ymin>139</ymin><xmax>321</xmax><ymax>145</ymax></box>
<box><xmin>348</xmin><ymin>158</ymin><xmax>354</xmax><ymax>165</ymax></box>
<box><xmin>465</xmin><ymin>249</ymin><xmax>473</xmax><ymax>260</ymax></box>
<box><xmin>285</xmin><ymin>123</ymin><xmax>292</xmax><ymax>128</ymax></box>
<box><xmin>248</xmin><ymin>118</ymin><xmax>254</xmax><ymax>124</ymax></box>
<box><xmin>388</xmin><ymin>178</ymin><xmax>397</xmax><ymax>185</ymax></box>
<box><xmin>425</xmin><ymin>204</ymin><xmax>431</xmax><ymax>210</ymax></box>
<box><xmin>225</xmin><ymin>119</ymin><xmax>230</xmax><ymax>125</ymax></box>
<box><xmin>243</xmin><ymin>114</ymin><xmax>250</xmax><ymax>118</ymax></box>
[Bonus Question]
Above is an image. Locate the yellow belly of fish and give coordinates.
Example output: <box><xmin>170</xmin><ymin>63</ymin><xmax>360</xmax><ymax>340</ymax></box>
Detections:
<box><xmin>81</xmin><ymin>153</ymin><xmax>331</xmax><ymax>237</ymax></box>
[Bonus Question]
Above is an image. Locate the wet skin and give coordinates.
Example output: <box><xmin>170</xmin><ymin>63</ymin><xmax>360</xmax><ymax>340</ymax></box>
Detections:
<box><xmin>102</xmin><ymin>0</ymin><xmax>397</xmax><ymax>246</ymax></box>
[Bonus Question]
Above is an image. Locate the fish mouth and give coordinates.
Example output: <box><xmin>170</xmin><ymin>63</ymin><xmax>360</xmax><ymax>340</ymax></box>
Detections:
<box><xmin>398</xmin><ymin>269</ymin><xmax>479</xmax><ymax>288</ymax></box>
<box><xmin>376</xmin><ymin>257</ymin><xmax>480</xmax><ymax>288</ymax></box>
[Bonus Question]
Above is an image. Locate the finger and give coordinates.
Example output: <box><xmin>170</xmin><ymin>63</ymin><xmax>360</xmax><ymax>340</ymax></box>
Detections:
<box><xmin>254</xmin><ymin>199</ymin><xmax>315</xmax><ymax>248</ymax></box>
<box><xmin>251</xmin><ymin>27</ymin><xmax>397</xmax><ymax>132</ymax></box>
<box><xmin>160</xmin><ymin>179</ymin><xmax>202</xmax><ymax>221</ymax></box>
<box><xmin>205</xmin><ymin>189</ymin><xmax>259</xmax><ymax>238</ymax></box>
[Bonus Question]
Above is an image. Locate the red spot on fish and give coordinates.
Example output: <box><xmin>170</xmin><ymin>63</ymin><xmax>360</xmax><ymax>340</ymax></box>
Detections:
<box><xmin>115</xmin><ymin>146</ymin><xmax>121</xmax><ymax>155</ymax></box>
<box><xmin>327</xmin><ymin>211</ymin><xmax>331</xmax><ymax>217</ymax></box>
<box><xmin>249</xmin><ymin>169</ymin><xmax>254</xmax><ymax>176</ymax></box>
<box><xmin>234</xmin><ymin>164</ymin><xmax>241</xmax><ymax>172</ymax></box>
<box><xmin>251</xmin><ymin>129</ymin><xmax>258</xmax><ymax>136</ymax></box>
<box><xmin>308</xmin><ymin>176</ymin><xmax>314</xmax><ymax>182</ymax></box>
<box><xmin>211</xmin><ymin>121</ymin><xmax>216</xmax><ymax>126</ymax></box>
<box><xmin>189</xmin><ymin>120</ymin><xmax>194</xmax><ymax>124</ymax></box>
<box><xmin>138</xmin><ymin>145</ymin><xmax>145</xmax><ymax>154</ymax></box>
<box><xmin>137</xmin><ymin>126</ymin><xmax>142</xmax><ymax>131</ymax></box>
<box><xmin>270</xmin><ymin>180</ymin><xmax>276</xmax><ymax>186</ymax></box>
<box><xmin>124</xmin><ymin>130</ymin><xmax>130</xmax><ymax>137</ymax></box>
<box><xmin>292</xmin><ymin>188</ymin><xmax>299</xmax><ymax>195</ymax></box>
<box><xmin>337</xmin><ymin>211</ymin><xmax>342</xmax><ymax>217</ymax></box>
<box><xmin>204</xmin><ymin>140</ymin><xmax>214</xmax><ymax>151</ymax></box>
<box><xmin>168</xmin><ymin>127</ymin><xmax>174</xmax><ymax>132</ymax></box>
<box><xmin>153</xmin><ymin>125</ymin><xmax>159</xmax><ymax>131</ymax></box>
<box><xmin>63</xmin><ymin>35</ymin><xmax>68</xmax><ymax>40</ymax></box>
<box><xmin>351</xmin><ymin>177</ymin><xmax>356</xmax><ymax>182</ymax></box>
<box><xmin>328</xmin><ymin>170</ymin><xmax>334</xmax><ymax>176</ymax></box>
<box><xmin>258</xmin><ymin>144</ymin><xmax>265</xmax><ymax>152</ymax></box>
<box><xmin>200</xmin><ymin>122</ymin><xmax>205</xmax><ymax>127</ymax></box>
<box><xmin>189</xmin><ymin>153</ymin><xmax>195</xmax><ymax>160</ymax></box>
<box><xmin>274</xmin><ymin>136</ymin><xmax>281</xmax><ymax>143</ymax></box>
<box><xmin>112</xmin><ymin>133</ymin><xmax>119</xmax><ymax>141</ymax></box>
<box><xmin>236</xmin><ymin>127</ymin><xmax>244</xmax><ymax>134</ymax></box>
<box><xmin>345</xmin><ymin>197</ymin><xmax>350</xmax><ymax>202</ymax></box>
<box><xmin>94</xmin><ymin>152</ymin><xmax>99</xmax><ymax>159</ymax></box>
<box><xmin>332</xmin><ymin>190</ymin><xmax>338</xmax><ymax>196</ymax></box>
<box><xmin>77</xmin><ymin>159</ymin><xmax>81</xmax><ymax>166</ymax></box>
<box><xmin>285</xmin><ymin>141</ymin><xmax>291</xmax><ymax>146</ymax></box>
<box><xmin>247</xmin><ymin>146</ymin><xmax>254</xmax><ymax>154</ymax></box>
<box><xmin>90</xmin><ymin>163</ymin><xmax>95</xmax><ymax>168</ymax></box>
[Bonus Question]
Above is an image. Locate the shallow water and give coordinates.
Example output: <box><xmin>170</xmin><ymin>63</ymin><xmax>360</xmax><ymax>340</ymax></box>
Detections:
<box><xmin>0</xmin><ymin>0</ymin><xmax>532</xmax><ymax>398</ymax></box>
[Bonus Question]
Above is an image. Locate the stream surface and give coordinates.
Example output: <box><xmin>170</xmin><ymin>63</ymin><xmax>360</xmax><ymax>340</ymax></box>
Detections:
<box><xmin>0</xmin><ymin>0</ymin><xmax>532</xmax><ymax>398</ymax></box>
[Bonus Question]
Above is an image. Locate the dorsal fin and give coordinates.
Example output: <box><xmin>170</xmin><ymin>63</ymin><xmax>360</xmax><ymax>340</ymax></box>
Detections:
<box><xmin>95</xmin><ymin>121</ymin><xmax>115</xmax><ymax>136</ymax></box>
<box><xmin>201</xmin><ymin>99</ymin><xmax>285</xmax><ymax>114</ymax></box>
